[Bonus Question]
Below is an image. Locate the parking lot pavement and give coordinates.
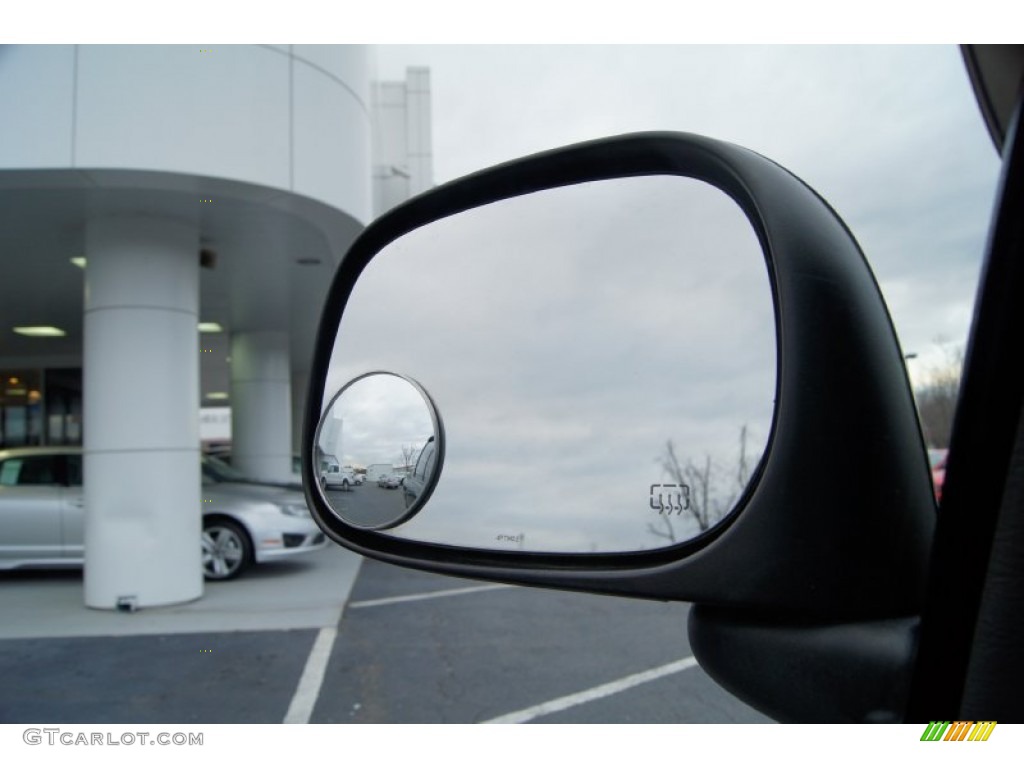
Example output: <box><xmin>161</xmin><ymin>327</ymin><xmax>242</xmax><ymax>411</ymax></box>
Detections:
<box><xmin>0</xmin><ymin>547</ymin><xmax>770</xmax><ymax>724</ymax></box>
<box><xmin>310</xmin><ymin>559</ymin><xmax>771</xmax><ymax>724</ymax></box>
<box><xmin>0</xmin><ymin>629</ymin><xmax>318</xmax><ymax>723</ymax></box>
<box><xmin>0</xmin><ymin>546</ymin><xmax>362</xmax><ymax>724</ymax></box>
<box><xmin>0</xmin><ymin>545</ymin><xmax>362</xmax><ymax>639</ymax></box>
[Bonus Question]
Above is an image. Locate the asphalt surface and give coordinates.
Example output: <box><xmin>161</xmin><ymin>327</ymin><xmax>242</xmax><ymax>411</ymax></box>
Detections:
<box><xmin>314</xmin><ymin>560</ymin><xmax>768</xmax><ymax>723</ymax></box>
<box><xmin>0</xmin><ymin>549</ymin><xmax>770</xmax><ymax>724</ymax></box>
<box><xmin>321</xmin><ymin>483</ymin><xmax>408</xmax><ymax>528</ymax></box>
<box><xmin>1</xmin><ymin>629</ymin><xmax>317</xmax><ymax>723</ymax></box>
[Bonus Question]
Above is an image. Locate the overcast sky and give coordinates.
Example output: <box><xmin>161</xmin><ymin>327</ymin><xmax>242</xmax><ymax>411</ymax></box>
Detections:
<box><xmin>371</xmin><ymin>45</ymin><xmax>999</xmax><ymax>372</ymax></box>
<box><xmin>328</xmin><ymin>175</ymin><xmax>775</xmax><ymax>550</ymax></box>
<box><xmin>314</xmin><ymin>45</ymin><xmax>1001</xmax><ymax>552</ymax></box>
<box><xmin>4</xmin><ymin>30</ymin><xmax>989</xmax><ymax>552</ymax></box>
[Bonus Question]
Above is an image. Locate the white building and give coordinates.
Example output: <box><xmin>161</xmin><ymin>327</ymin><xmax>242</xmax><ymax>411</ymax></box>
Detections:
<box><xmin>373</xmin><ymin>66</ymin><xmax>434</xmax><ymax>216</ymax></box>
<box><xmin>0</xmin><ymin>45</ymin><xmax>431</xmax><ymax>609</ymax></box>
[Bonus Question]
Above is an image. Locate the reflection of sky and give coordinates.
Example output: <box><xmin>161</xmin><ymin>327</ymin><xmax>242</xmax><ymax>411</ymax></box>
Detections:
<box><xmin>318</xmin><ymin>374</ymin><xmax>434</xmax><ymax>470</ymax></box>
<box><xmin>374</xmin><ymin>45</ymin><xmax>999</xmax><ymax>387</ymax></box>
<box><xmin>323</xmin><ymin>177</ymin><xmax>775</xmax><ymax>552</ymax></box>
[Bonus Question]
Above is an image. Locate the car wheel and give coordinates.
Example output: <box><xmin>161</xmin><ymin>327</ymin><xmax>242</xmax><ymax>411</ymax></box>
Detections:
<box><xmin>202</xmin><ymin>519</ymin><xmax>253</xmax><ymax>581</ymax></box>
<box><xmin>342</xmin><ymin>479</ymin><xmax>350</xmax><ymax>491</ymax></box>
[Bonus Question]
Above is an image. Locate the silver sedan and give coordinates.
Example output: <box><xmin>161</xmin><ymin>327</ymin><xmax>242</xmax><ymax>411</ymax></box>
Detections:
<box><xmin>0</xmin><ymin>447</ymin><xmax>326</xmax><ymax>581</ymax></box>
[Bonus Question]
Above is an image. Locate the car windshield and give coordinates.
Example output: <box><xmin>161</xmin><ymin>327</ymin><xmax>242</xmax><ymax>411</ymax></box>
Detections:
<box><xmin>201</xmin><ymin>454</ymin><xmax>250</xmax><ymax>483</ymax></box>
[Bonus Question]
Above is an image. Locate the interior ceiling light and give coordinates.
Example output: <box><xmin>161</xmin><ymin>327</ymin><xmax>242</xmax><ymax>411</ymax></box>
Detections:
<box><xmin>296</xmin><ymin>257</ymin><xmax>322</xmax><ymax>265</ymax></box>
<box><xmin>205</xmin><ymin>392</ymin><xmax>229</xmax><ymax>400</ymax></box>
<box><xmin>70</xmin><ymin>257</ymin><xmax>87</xmax><ymax>269</ymax></box>
<box><xmin>14</xmin><ymin>326</ymin><xmax>66</xmax><ymax>337</ymax></box>
<box><xmin>198</xmin><ymin>322</ymin><xmax>223</xmax><ymax>333</ymax></box>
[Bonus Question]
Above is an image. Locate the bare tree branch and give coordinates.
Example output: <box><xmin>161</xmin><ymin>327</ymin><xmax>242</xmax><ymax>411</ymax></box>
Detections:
<box><xmin>656</xmin><ymin>425</ymin><xmax>753</xmax><ymax>540</ymax></box>
<box><xmin>913</xmin><ymin>342</ymin><xmax>963</xmax><ymax>448</ymax></box>
<box><xmin>647</xmin><ymin>517</ymin><xmax>677</xmax><ymax>543</ymax></box>
<box><xmin>398</xmin><ymin>444</ymin><xmax>419</xmax><ymax>473</ymax></box>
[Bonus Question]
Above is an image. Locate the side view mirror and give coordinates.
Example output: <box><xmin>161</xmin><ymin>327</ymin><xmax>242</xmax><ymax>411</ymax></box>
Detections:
<box><xmin>302</xmin><ymin>132</ymin><xmax>936</xmax><ymax>722</ymax></box>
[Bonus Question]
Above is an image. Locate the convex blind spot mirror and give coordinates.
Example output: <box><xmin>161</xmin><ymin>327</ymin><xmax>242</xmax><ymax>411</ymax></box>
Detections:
<box><xmin>317</xmin><ymin>176</ymin><xmax>777</xmax><ymax>553</ymax></box>
<box><xmin>314</xmin><ymin>371</ymin><xmax>445</xmax><ymax>530</ymax></box>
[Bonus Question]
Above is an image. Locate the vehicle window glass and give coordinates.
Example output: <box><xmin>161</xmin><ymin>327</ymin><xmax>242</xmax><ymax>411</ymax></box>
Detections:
<box><xmin>0</xmin><ymin>459</ymin><xmax>20</xmax><ymax>486</ymax></box>
<box><xmin>202</xmin><ymin>455</ymin><xmax>247</xmax><ymax>483</ymax></box>
<box><xmin>0</xmin><ymin>455</ymin><xmax>56</xmax><ymax>485</ymax></box>
<box><xmin>66</xmin><ymin>454</ymin><xmax>82</xmax><ymax>486</ymax></box>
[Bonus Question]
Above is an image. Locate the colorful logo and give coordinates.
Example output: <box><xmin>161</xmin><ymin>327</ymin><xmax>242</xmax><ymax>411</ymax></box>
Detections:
<box><xmin>920</xmin><ymin>721</ymin><xmax>997</xmax><ymax>741</ymax></box>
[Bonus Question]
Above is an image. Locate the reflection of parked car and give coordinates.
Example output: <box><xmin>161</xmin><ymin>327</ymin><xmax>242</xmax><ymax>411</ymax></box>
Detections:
<box><xmin>0</xmin><ymin>447</ymin><xmax>326</xmax><ymax>581</ymax></box>
<box><xmin>319</xmin><ymin>461</ymin><xmax>355</xmax><ymax>491</ymax></box>
<box><xmin>403</xmin><ymin>437</ymin><xmax>437</xmax><ymax>507</ymax></box>
<box><xmin>928</xmin><ymin>448</ymin><xmax>948</xmax><ymax>503</ymax></box>
<box><xmin>377</xmin><ymin>474</ymin><xmax>402</xmax><ymax>489</ymax></box>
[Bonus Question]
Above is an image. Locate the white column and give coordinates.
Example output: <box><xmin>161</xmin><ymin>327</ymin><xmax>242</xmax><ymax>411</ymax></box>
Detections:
<box><xmin>291</xmin><ymin>369</ymin><xmax>309</xmax><ymax>454</ymax></box>
<box><xmin>231</xmin><ymin>331</ymin><xmax>292</xmax><ymax>482</ymax></box>
<box><xmin>83</xmin><ymin>216</ymin><xmax>202</xmax><ymax>609</ymax></box>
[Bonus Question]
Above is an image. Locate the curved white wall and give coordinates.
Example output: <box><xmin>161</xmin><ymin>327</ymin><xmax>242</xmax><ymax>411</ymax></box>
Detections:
<box><xmin>0</xmin><ymin>44</ymin><xmax>372</xmax><ymax>223</ymax></box>
<box><xmin>0</xmin><ymin>46</ymin><xmax>77</xmax><ymax>168</ymax></box>
<box><xmin>0</xmin><ymin>44</ymin><xmax>375</xmax><ymax>607</ymax></box>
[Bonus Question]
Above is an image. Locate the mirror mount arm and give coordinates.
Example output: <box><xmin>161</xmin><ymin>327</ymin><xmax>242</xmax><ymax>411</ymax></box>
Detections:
<box><xmin>689</xmin><ymin>606</ymin><xmax>919</xmax><ymax>724</ymax></box>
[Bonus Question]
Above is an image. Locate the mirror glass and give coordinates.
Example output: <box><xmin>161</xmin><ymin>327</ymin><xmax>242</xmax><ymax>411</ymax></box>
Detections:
<box><xmin>321</xmin><ymin>176</ymin><xmax>776</xmax><ymax>552</ymax></box>
<box><xmin>314</xmin><ymin>372</ymin><xmax>443</xmax><ymax>530</ymax></box>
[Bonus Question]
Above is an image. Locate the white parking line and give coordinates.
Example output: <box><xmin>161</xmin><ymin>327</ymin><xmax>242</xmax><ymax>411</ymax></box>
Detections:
<box><xmin>482</xmin><ymin>656</ymin><xmax>701</xmax><ymax>724</ymax></box>
<box><xmin>283</xmin><ymin>626</ymin><xmax>337</xmax><ymax>724</ymax></box>
<box><xmin>283</xmin><ymin>584</ymin><xmax>513</xmax><ymax>722</ymax></box>
<box><xmin>347</xmin><ymin>584</ymin><xmax>514</xmax><ymax>609</ymax></box>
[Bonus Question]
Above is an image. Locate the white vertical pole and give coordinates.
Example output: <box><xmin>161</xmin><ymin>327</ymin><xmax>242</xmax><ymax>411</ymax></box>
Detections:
<box><xmin>83</xmin><ymin>216</ymin><xmax>202</xmax><ymax>609</ymax></box>
<box><xmin>230</xmin><ymin>330</ymin><xmax>293</xmax><ymax>482</ymax></box>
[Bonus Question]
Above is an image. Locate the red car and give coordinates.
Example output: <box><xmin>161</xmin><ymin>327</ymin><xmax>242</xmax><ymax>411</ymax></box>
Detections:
<box><xmin>929</xmin><ymin>448</ymin><xmax>948</xmax><ymax>503</ymax></box>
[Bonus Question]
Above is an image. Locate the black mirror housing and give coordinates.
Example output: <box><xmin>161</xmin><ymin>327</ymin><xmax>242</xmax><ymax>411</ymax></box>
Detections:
<box><xmin>303</xmin><ymin>132</ymin><xmax>935</xmax><ymax>624</ymax></box>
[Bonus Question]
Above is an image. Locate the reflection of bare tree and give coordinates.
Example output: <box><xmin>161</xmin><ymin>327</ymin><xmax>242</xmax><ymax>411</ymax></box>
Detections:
<box><xmin>398</xmin><ymin>444</ymin><xmax>420</xmax><ymax>474</ymax></box>
<box><xmin>647</xmin><ymin>507</ymin><xmax>678</xmax><ymax>544</ymax></box>
<box><xmin>735</xmin><ymin>424</ymin><xmax>750</xmax><ymax>494</ymax></box>
<box><xmin>650</xmin><ymin>426</ymin><xmax>751</xmax><ymax>544</ymax></box>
